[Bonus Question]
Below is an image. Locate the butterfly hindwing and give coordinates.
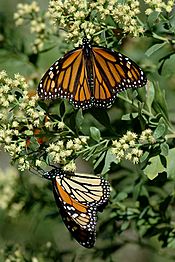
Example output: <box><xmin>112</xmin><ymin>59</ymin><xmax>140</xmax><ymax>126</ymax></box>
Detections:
<box><xmin>58</xmin><ymin>203</ymin><xmax>96</xmax><ymax>248</ymax></box>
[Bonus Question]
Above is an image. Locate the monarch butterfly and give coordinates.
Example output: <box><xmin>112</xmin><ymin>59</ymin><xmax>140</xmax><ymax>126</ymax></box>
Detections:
<box><xmin>38</xmin><ymin>38</ymin><xmax>147</xmax><ymax>109</ymax></box>
<box><xmin>43</xmin><ymin>167</ymin><xmax>110</xmax><ymax>248</ymax></box>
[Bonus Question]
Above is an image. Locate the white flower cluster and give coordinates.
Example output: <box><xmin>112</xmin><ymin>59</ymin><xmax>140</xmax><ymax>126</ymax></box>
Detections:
<box><xmin>14</xmin><ymin>2</ymin><xmax>40</xmax><ymax>25</ymax></box>
<box><xmin>1</xmin><ymin>242</ymin><xmax>52</xmax><ymax>261</ymax></box>
<box><xmin>44</xmin><ymin>119</ymin><xmax>65</xmax><ymax>131</ymax></box>
<box><xmin>47</xmin><ymin>0</ymin><xmax>100</xmax><ymax>43</ymax></box>
<box><xmin>91</xmin><ymin>0</ymin><xmax>144</xmax><ymax>37</ymax></box>
<box><xmin>0</xmin><ymin>167</ymin><xmax>24</xmax><ymax>217</ymax></box>
<box><xmin>2</xmin><ymin>245</ymin><xmax>25</xmax><ymax>262</ymax></box>
<box><xmin>14</xmin><ymin>1</ymin><xmax>51</xmax><ymax>53</ymax></box>
<box><xmin>145</xmin><ymin>0</ymin><xmax>174</xmax><ymax>15</ymax></box>
<box><xmin>47</xmin><ymin>0</ymin><xmax>144</xmax><ymax>44</ymax></box>
<box><xmin>139</xmin><ymin>129</ymin><xmax>156</xmax><ymax>144</ymax></box>
<box><xmin>0</xmin><ymin>71</ymin><xmax>90</xmax><ymax>173</ymax></box>
<box><xmin>0</xmin><ymin>71</ymin><xmax>46</xmax><ymax>171</ymax></box>
<box><xmin>111</xmin><ymin>129</ymin><xmax>156</xmax><ymax>164</ymax></box>
<box><xmin>46</xmin><ymin>136</ymin><xmax>88</xmax><ymax>171</ymax></box>
<box><xmin>111</xmin><ymin>0</ymin><xmax>144</xmax><ymax>37</ymax></box>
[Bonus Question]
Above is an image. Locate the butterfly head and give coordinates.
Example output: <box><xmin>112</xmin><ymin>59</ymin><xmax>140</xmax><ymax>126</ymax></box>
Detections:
<box><xmin>42</xmin><ymin>167</ymin><xmax>72</xmax><ymax>181</ymax></box>
<box><xmin>42</xmin><ymin>168</ymin><xmax>62</xmax><ymax>180</ymax></box>
<box><xmin>42</xmin><ymin>171</ymin><xmax>54</xmax><ymax>180</ymax></box>
<box><xmin>82</xmin><ymin>37</ymin><xmax>91</xmax><ymax>48</ymax></box>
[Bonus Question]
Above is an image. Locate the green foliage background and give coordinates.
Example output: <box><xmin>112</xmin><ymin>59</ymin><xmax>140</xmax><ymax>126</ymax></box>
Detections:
<box><xmin>0</xmin><ymin>0</ymin><xmax>175</xmax><ymax>261</ymax></box>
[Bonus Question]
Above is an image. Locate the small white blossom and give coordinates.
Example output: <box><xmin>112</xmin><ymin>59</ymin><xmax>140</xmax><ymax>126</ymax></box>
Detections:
<box><xmin>36</xmin><ymin>160</ymin><xmax>42</xmax><ymax>166</ymax></box>
<box><xmin>58</xmin><ymin>121</ymin><xmax>65</xmax><ymax>129</ymax></box>
<box><xmin>111</xmin><ymin>129</ymin><xmax>155</xmax><ymax>165</ymax></box>
<box><xmin>139</xmin><ymin>129</ymin><xmax>156</xmax><ymax>144</ymax></box>
<box><xmin>66</xmin><ymin>140</ymin><xmax>74</xmax><ymax>149</ymax></box>
<box><xmin>63</xmin><ymin>161</ymin><xmax>76</xmax><ymax>172</ymax></box>
<box><xmin>145</xmin><ymin>0</ymin><xmax>174</xmax><ymax>14</ymax></box>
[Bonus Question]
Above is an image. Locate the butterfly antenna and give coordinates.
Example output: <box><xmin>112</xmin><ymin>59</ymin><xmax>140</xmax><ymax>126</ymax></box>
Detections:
<box><xmin>29</xmin><ymin>166</ymin><xmax>45</xmax><ymax>178</ymax></box>
<box><xmin>46</xmin><ymin>157</ymin><xmax>60</xmax><ymax>170</ymax></box>
<box><xmin>49</xmin><ymin>164</ymin><xmax>60</xmax><ymax>170</ymax></box>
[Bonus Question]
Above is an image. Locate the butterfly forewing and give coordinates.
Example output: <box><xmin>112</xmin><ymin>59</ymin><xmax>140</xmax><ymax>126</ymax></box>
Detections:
<box><xmin>61</xmin><ymin>172</ymin><xmax>110</xmax><ymax>207</ymax></box>
<box><xmin>52</xmin><ymin>180</ymin><xmax>97</xmax><ymax>231</ymax></box>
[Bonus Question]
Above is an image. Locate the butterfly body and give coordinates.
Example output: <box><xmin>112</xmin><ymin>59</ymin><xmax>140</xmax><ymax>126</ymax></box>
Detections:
<box><xmin>43</xmin><ymin>168</ymin><xmax>110</xmax><ymax>248</ymax></box>
<box><xmin>38</xmin><ymin>38</ymin><xmax>147</xmax><ymax>109</ymax></box>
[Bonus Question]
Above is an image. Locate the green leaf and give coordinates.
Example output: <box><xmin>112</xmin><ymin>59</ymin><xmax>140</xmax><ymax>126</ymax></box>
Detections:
<box><xmin>132</xmin><ymin>90</ymin><xmax>139</xmax><ymax>100</ymax></box>
<box><xmin>160</xmin><ymin>142</ymin><xmax>169</xmax><ymax>157</ymax></box>
<box><xmin>161</xmin><ymin>54</ymin><xmax>175</xmax><ymax>78</ymax></box>
<box><xmin>0</xmin><ymin>49</ymin><xmax>34</xmax><ymax>75</ymax></box>
<box><xmin>64</xmin><ymin>101</ymin><xmax>74</xmax><ymax>115</ymax></box>
<box><xmin>146</xmin><ymin>82</ymin><xmax>155</xmax><ymax>113</ymax></box>
<box><xmin>152</xmin><ymin>82</ymin><xmax>169</xmax><ymax>122</ymax></box>
<box><xmin>145</xmin><ymin>43</ymin><xmax>167</xmax><ymax>57</ymax></box>
<box><xmin>153</xmin><ymin>117</ymin><xmax>166</xmax><ymax>139</ymax></box>
<box><xmin>121</xmin><ymin>221</ymin><xmax>130</xmax><ymax>231</ymax></box>
<box><xmin>94</xmin><ymin>152</ymin><xmax>106</xmax><ymax>169</ymax></box>
<box><xmin>166</xmin><ymin>148</ymin><xmax>175</xmax><ymax>178</ymax></box>
<box><xmin>143</xmin><ymin>155</ymin><xmax>165</xmax><ymax>180</ymax></box>
<box><xmin>60</xmin><ymin>100</ymin><xmax>65</xmax><ymax>117</ymax></box>
<box><xmin>90</xmin><ymin>127</ymin><xmax>101</xmax><ymax>142</ymax></box>
<box><xmin>121</xmin><ymin>113</ymin><xmax>138</xmax><ymax>120</ymax></box>
<box><xmin>38</xmin><ymin>100</ymin><xmax>49</xmax><ymax>112</ymax></box>
<box><xmin>140</xmin><ymin>151</ymin><xmax>149</xmax><ymax>163</ymax></box>
<box><xmin>75</xmin><ymin>109</ymin><xmax>84</xmax><ymax>131</ymax></box>
<box><xmin>168</xmin><ymin>239</ymin><xmax>175</xmax><ymax>249</ymax></box>
<box><xmin>170</xmin><ymin>13</ymin><xmax>175</xmax><ymax>28</ymax></box>
<box><xmin>101</xmin><ymin>149</ymin><xmax>119</xmax><ymax>175</ymax></box>
<box><xmin>89</xmin><ymin>108</ymin><xmax>111</xmax><ymax>128</ymax></box>
<box><xmin>28</xmin><ymin>137</ymin><xmax>40</xmax><ymax>151</ymax></box>
<box><xmin>147</xmin><ymin>11</ymin><xmax>160</xmax><ymax>25</ymax></box>
<box><xmin>116</xmin><ymin>192</ymin><xmax>128</xmax><ymax>201</ymax></box>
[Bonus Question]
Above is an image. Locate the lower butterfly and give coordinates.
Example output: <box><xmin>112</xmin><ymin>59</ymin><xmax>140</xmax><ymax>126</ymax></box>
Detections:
<box><xmin>43</xmin><ymin>167</ymin><xmax>110</xmax><ymax>248</ymax></box>
<box><xmin>38</xmin><ymin>37</ymin><xmax>147</xmax><ymax>110</ymax></box>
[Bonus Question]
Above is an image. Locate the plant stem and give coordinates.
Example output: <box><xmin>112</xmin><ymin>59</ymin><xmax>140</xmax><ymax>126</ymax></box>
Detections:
<box><xmin>118</xmin><ymin>93</ymin><xmax>175</xmax><ymax>133</ymax></box>
<box><xmin>166</xmin><ymin>133</ymin><xmax>175</xmax><ymax>139</ymax></box>
<box><xmin>117</xmin><ymin>93</ymin><xmax>152</xmax><ymax>117</ymax></box>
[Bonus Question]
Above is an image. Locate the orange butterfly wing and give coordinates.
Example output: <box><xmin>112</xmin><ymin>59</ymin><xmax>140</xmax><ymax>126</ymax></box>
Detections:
<box><xmin>38</xmin><ymin>48</ymin><xmax>92</xmax><ymax>109</ymax></box>
<box><xmin>91</xmin><ymin>47</ymin><xmax>147</xmax><ymax>108</ymax></box>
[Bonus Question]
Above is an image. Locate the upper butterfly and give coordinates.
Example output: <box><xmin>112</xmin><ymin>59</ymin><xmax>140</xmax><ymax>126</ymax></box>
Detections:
<box><xmin>38</xmin><ymin>38</ymin><xmax>147</xmax><ymax>110</ymax></box>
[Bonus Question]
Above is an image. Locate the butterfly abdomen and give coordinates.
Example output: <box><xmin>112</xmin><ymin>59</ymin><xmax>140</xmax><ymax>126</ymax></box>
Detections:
<box><xmin>82</xmin><ymin>42</ymin><xmax>93</xmax><ymax>89</ymax></box>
